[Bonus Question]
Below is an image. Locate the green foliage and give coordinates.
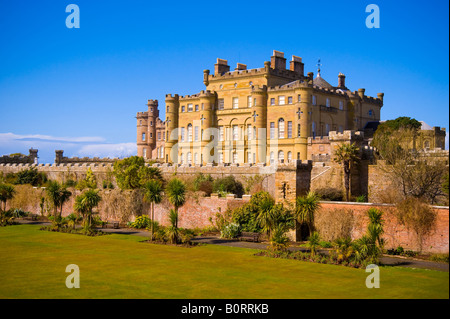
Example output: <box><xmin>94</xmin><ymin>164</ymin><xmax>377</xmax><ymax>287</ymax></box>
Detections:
<box><xmin>113</xmin><ymin>156</ymin><xmax>162</xmax><ymax>190</ymax></box>
<box><xmin>333</xmin><ymin>142</ymin><xmax>359</xmax><ymax>201</ymax></box>
<box><xmin>192</xmin><ymin>173</ymin><xmax>214</xmax><ymax>196</ymax></box>
<box><xmin>76</xmin><ymin>167</ymin><xmax>97</xmax><ymax>190</ymax></box>
<box><xmin>45</xmin><ymin>181</ymin><xmax>72</xmax><ymax>218</ymax></box>
<box><xmin>221</xmin><ymin>222</ymin><xmax>240</xmax><ymax>239</ymax></box>
<box><xmin>131</xmin><ymin>215</ymin><xmax>152</xmax><ymax>229</ymax></box>
<box><xmin>166</xmin><ymin>178</ymin><xmax>186</xmax><ymax>229</ymax></box>
<box><xmin>74</xmin><ymin>189</ymin><xmax>102</xmax><ymax>232</ymax></box>
<box><xmin>429</xmin><ymin>254</ymin><xmax>449</xmax><ymax>263</ymax></box>
<box><xmin>442</xmin><ymin>174</ymin><xmax>449</xmax><ymax>195</ymax></box>
<box><xmin>0</xmin><ymin>183</ymin><xmax>16</xmax><ymax>213</ymax></box>
<box><xmin>315</xmin><ymin>187</ymin><xmax>343</xmax><ymax>201</ymax></box>
<box><xmin>307</xmin><ymin>231</ymin><xmax>321</xmax><ymax>257</ymax></box>
<box><xmin>14</xmin><ymin>168</ymin><xmax>47</xmax><ymax>186</ymax></box>
<box><xmin>295</xmin><ymin>191</ymin><xmax>321</xmax><ymax>235</ymax></box>
<box><xmin>269</xmin><ymin>224</ymin><xmax>290</xmax><ymax>252</ymax></box>
<box><xmin>212</xmin><ymin>175</ymin><xmax>244</xmax><ymax>198</ymax></box>
<box><xmin>355</xmin><ymin>194</ymin><xmax>367</xmax><ymax>202</ymax></box>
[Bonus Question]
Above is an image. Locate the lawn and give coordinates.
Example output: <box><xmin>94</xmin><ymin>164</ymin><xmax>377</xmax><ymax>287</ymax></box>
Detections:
<box><xmin>0</xmin><ymin>224</ymin><xmax>448</xmax><ymax>299</ymax></box>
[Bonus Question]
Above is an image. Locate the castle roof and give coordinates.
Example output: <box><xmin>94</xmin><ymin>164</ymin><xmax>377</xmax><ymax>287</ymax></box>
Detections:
<box><xmin>419</xmin><ymin>121</ymin><xmax>433</xmax><ymax>130</ymax></box>
<box><xmin>313</xmin><ymin>74</ymin><xmax>333</xmax><ymax>89</ymax></box>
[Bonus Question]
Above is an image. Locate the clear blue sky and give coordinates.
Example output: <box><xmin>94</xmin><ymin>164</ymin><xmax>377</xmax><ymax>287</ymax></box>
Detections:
<box><xmin>0</xmin><ymin>0</ymin><xmax>448</xmax><ymax>163</ymax></box>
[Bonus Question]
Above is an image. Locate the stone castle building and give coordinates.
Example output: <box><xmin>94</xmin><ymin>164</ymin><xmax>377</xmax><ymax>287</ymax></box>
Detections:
<box><xmin>136</xmin><ymin>50</ymin><xmax>386</xmax><ymax>164</ymax></box>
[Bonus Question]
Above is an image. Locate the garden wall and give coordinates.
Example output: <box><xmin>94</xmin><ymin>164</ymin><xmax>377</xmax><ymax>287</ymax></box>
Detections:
<box><xmin>318</xmin><ymin>202</ymin><xmax>449</xmax><ymax>254</ymax></box>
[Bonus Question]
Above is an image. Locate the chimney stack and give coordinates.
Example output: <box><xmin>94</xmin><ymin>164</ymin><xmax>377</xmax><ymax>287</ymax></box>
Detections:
<box><xmin>338</xmin><ymin>73</ymin><xmax>346</xmax><ymax>89</ymax></box>
<box><xmin>290</xmin><ymin>55</ymin><xmax>304</xmax><ymax>76</ymax></box>
<box><xmin>270</xmin><ymin>50</ymin><xmax>286</xmax><ymax>70</ymax></box>
<box><xmin>235</xmin><ymin>63</ymin><xmax>247</xmax><ymax>71</ymax></box>
<box><xmin>214</xmin><ymin>58</ymin><xmax>230</xmax><ymax>75</ymax></box>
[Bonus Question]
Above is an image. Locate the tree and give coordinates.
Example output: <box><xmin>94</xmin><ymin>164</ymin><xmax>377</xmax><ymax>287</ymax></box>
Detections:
<box><xmin>74</xmin><ymin>189</ymin><xmax>102</xmax><ymax>232</ymax></box>
<box><xmin>256</xmin><ymin>194</ymin><xmax>275</xmax><ymax>237</ymax></box>
<box><xmin>113</xmin><ymin>156</ymin><xmax>162</xmax><ymax>190</ymax></box>
<box><xmin>372</xmin><ymin>117</ymin><xmax>448</xmax><ymax>204</ymax></box>
<box><xmin>76</xmin><ymin>167</ymin><xmax>97</xmax><ymax>190</ymax></box>
<box><xmin>143</xmin><ymin>179</ymin><xmax>163</xmax><ymax>241</ymax></box>
<box><xmin>333</xmin><ymin>142</ymin><xmax>359</xmax><ymax>201</ymax></box>
<box><xmin>0</xmin><ymin>183</ymin><xmax>15</xmax><ymax>213</ymax></box>
<box><xmin>307</xmin><ymin>231</ymin><xmax>321</xmax><ymax>257</ymax></box>
<box><xmin>165</xmin><ymin>178</ymin><xmax>186</xmax><ymax>228</ymax></box>
<box><xmin>46</xmin><ymin>181</ymin><xmax>72</xmax><ymax>218</ymax></box>
<box><xmin>294</xmin><ymin>191</ymin><xmax>321</xmax><ymax>238</ymax></box>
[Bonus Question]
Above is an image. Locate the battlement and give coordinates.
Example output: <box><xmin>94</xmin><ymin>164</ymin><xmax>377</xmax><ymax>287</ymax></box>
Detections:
<box><xmin>54</xmin><ymin>150</ymin><xmax>118</xmax><ymax>165</ymax></box>
<box><xmin>0</xmin><ymin>148</ymin><xmax>38</xmax><ymax>165</ymax></box>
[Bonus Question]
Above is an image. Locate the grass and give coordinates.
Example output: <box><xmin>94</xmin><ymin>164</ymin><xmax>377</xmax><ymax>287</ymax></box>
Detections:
<box><xmin>0</xmin><ymin>224</ymin><xmax>448</xmax><ymax>299</ymax></box>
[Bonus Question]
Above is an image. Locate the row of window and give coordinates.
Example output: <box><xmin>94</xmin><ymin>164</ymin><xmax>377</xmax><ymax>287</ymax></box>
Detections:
<box><xmin>141</xmin><ymin>131</ymin><xmax>166</xmax><ymax>142</ymax></box>
<box><xmin>177</xmin><ymin>150</ymin><xmax>298</xmax><ymax>165</ymax></box>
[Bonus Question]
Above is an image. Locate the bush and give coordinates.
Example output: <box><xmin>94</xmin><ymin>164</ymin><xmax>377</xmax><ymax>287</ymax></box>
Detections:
<box><xmin>429</xmin><ymin>254</ymin><xmax>449</xmax><ymax>263</ymax></box>
<box><xmin>14</xmin><ymin>168</ymin><xmax>47</xmax><ymax>187</ymax></box>
<box><xmin>221</xmin><ymin>223</ymin><xmax>240</xmax><ymax>239</ymax></box>
<box><xmin>355</xmin><ymin>195</ymin><xmax>367</xmax><ymax>203</ymax></box>
<box><xmin>130</xmin><ymin>215</ymin><xmax>151</xmax><ymax>229</ymax></box>
<box><xmin>212</xmin><ymin>176</ymin><xmax>244</xmax><ymax>198</ymax></box>
<box><xmin>193</xmin><ymin>173</ymin><xmax>214</xmax><ymax>196</ymax></box>
<box><xmin>315</xmin><ymin>187</ymin><xmax>344</xmax><ymax>201</ymax></box>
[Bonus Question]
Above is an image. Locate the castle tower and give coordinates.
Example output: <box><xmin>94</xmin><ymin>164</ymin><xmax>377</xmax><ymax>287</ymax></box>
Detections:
<box><xmin>252</xmin><ymin>85</ymin><xmax>268</xmax><ymax>163</ymax></box>
<box><xmin>164</xmin><ymin>94</ymin><xmax>179</xmax><ymax>163</ymax></box>
<box><xmin>295</xmin><ymin>85</ymin><xmax>313</xmax><ymax>161</ymax></box>
<box><xmin>199</xmin><ymin>90</ymin><xmax>216</xmax><ymax>164</ymax></box>
<box><xmin>146</xmin><ymin>99</ymin><xmax>158</xmax><ymax>157</ymax></box>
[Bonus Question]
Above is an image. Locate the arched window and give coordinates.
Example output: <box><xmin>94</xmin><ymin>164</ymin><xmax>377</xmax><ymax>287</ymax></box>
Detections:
<box><xmin>278</xmin><ymin>150</ymin><xmax>284</xmax><ymax>163</ymax></box>
<box><xmin>270</xmin><ymin>152</ymin><xmax>275</xmax><ymax>164</ymax></box>
<box><xmin>187</xmin><ymin>124</ymin><xmax>193</xmax><ymax>142</ymax></box>
<box><xmin>278</xmin><ymin>118</ymin><xmax>285</xmax><ymax>139</ymax></box>
<box><xmin>187</xmin><ymin>152</ymin><xmax>192</xmax><ymax>164</ymax></box>
<box><xmin>287</xmin><ymin>151</ymin><xmax>292</xmax><ymax>162</ymax></box>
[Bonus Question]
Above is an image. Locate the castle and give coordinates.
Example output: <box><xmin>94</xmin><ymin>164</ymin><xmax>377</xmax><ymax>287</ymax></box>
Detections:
<box><xmin>136</xmin><ymin>50</ymin><xmax>385</xmax><ymax>165</ymax></box>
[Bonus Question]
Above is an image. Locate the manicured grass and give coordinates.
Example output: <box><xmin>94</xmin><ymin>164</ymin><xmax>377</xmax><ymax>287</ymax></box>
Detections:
<box><xmin>0</xmin><ymin>224</ymin><xmax>448</xmax><ymax>299</ymax></box>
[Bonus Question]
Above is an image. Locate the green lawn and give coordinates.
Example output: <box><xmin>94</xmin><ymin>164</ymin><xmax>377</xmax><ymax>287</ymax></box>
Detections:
<box><xmin>0</xmin><ymin>224</ymin><xmax>448</xmax><ymax>299</ymax></box>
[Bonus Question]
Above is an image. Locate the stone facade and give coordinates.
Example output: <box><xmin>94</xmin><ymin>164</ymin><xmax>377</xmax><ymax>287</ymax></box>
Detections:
<box><xmin>0</xmin><ymin>148</ymin><xmax>38</xmax><ymax>165</ymax></box>
<box><xmin>137</xmin><ymin>50</ymin><xmax>384</xmax><ymax>165</ymax></box>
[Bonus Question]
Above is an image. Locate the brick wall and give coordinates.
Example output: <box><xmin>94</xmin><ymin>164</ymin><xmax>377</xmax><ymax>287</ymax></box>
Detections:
<box><xmin>318</xmin><ymin>202</ymin><xmax>449</xmax><ymax>254</ymax></box>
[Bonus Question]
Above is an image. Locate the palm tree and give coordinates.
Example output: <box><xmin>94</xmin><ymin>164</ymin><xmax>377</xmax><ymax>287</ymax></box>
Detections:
<box><xmin>294</xmin><ymin>191</ymin><xmax>321</xmax><ymax>239</ymax></box>
<box><xmin>165</xmin><ymin>178</ymin><xmax>186</xmax><ymax>228</ymax></box>
<box><xmin>74</xmin><ymin>189</ymin><xmax>102</xmax><ymax>232</ymax></box>
<box><xmin>333</xmin><ymin>142</ymin><xmax>359</xmax><ymax>201</ymax></box>
<box><xmin>143</xmin><ymin>179</ymin><xmax>163</xmax><ymax>241</ymax></box>
<box><xmin>0</xmin><ymin>183</ymin><xmax>16</xmax><ymax>214</ymax></box>
<box><xmin>256</xmin><ymin>195</ymin><xmax>275</xmax><ymax>238</ymax></box>
<box><xmin>46</xmin><ymin>181</ymin><xmax>71</xmax><ymax>218</ymax></box>
<box><xmin>307</xmin><ymin>231</ymin><xmax>321</xmax><ymax>257</ymax></box>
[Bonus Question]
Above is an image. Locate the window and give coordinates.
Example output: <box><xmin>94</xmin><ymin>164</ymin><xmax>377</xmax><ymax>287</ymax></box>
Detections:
<box><xmin>247</xmin><ymin>96</ymin><xmax>252</xmax><ymax>107</ymax></box>
<box><xmin>247</xmin><ymin>124</ymin><xmax>252</xmax><ymax>140</ymax></box>
<box><xmin>253</xmin><ymin>153</ymin><xmax>256</xmax><ymax>164</ymax></box>
<box><xmin>312</xmin><ymin>95</ymin><xmax>317</xmax><ymax>105</ymax></box>
<box><xmin>150</xmin><ymin>121</ymin><xmax>153</xmax><ymax>126</ymax></box>
<box><xmin>194</xmin><ymin>153</ymin><xmax>198</xmax><ymax>164</ymax></box>
<box><xmin>219</xmin><ymin>126</ymin><xmax>224</xmax><ymax>141</ymax></box>
<box><xmin>181</xmin><ymin>105</ymin><xmax>185</xmax><ymax>112</ymax></box>
<box><xmin>288</xmin><ymin>96</ymin><xmax>293</xmax><ymax>104</ymax></box>
<box><xmin>270</xmin><ymin>122</ymin><xmax>275</xmax><ymax>139</ymax></box>
<box><xmin>278</xmin><ymin>150</ymin><xmax>284</xmax><ymax>163</ymax></box>
<box><xmin>195</xmin><ymin>104</ymin><xmax>199</xmax><ymax>112</ymax></box>
<box><xmin>180</xmin><ymin>153</ymin><xmax>184</xmax><ymax>164</ymax></box>
<box><xmin>339</xmin><ymin>101</ymin><xmax>344</xmax><ymax>110</ymax></box>
<box><xmin>233</xmin><ymin>152</ymin><xmax>238</xmax><ymax>164</ymax></box>
<box><xmin>139</xmin><ymin>120</ymin><xmax>142</xmax><ymax>125</ymax></box>
<box><xmin>325</xmin><ymin>123</ymin><xmax>330</xmax><ymax>135</ymax></box>
<box><xmin>253</xmin><ymin>126</ymin><xmax>257</xmax><ymax>140</ymax></box>
<box><xmin>312</xmin><ymin>122</ymin><xmax>316</xmax><ymax>138</ymax></box>
<box><xmin>150</xmin><ymin>133</ymin><xmax>152</xmax><ymax>138</ymax></box>
<box><xmin>143</xmin><ymin>148</ymin><xmax>147</xmax><ymax>158</ymax></box>
<box><xmin>326</xmin><ymin>98</ymin><xmax>330</xmax><ymax>107</ymax></box>
<box><xmin>339</xmin><ymin>126</ymin><xmax>343</xmax><ymax>133</ymax></box>
<box><xmin>278</xmin><ymin>118</ymin><xmax>285</xmax><ymax>139</ymax></box>
<box><xmin>142</xmin><ymin>133</ymin><xmax>146</xmax><ymax>141</ymax></box>
<box><xmin>297</xmin><ymin>152</ymin><xmax>300</xmax><ymax>160</ymax></box>
<box><xmin>158</xmin><ymin>132</ymin><xmax>161</xmax><ymax>140</ymax></box>
<box><xmin>287</xmin><ymin>121</ymin><xmax>292</xmax><ymax>138</ymax></box>
<box><xmin>181</xmin><ymin>127</ymin><xmax>185</xmax><ymax>142</ymax></box>
<box><xmin>187</xmin><ymin>152</ymin><xmax>192</xmax><ymax>164</ymax></box>
<box><xmin>218</xmin><ymin>99</ymin><xmax>224</xmax><ymax>110</ymax></box>
<box><xmin>368</xmin><ymin>109</ymin><xmax>373</xmax><ymax>116</ymax></box>
<box><xmin>232</xmin><ymin>125</ymin><xmax>239</xmax><ymax>141</ymax></box>
<box><xmin>219</xmin><ymin>153</ymin><xmax>223</xmax><ymax>164</ymax></box>
<box><xmin>270</xmin><ymin>98</ymin><xmax>275</xmax><ymax>106</ymax></box>
<box><xmin>187</xmin><ymin>104</ymin><xmax>193</xmax><ymax>112</ymax></box>
<box><xmin>279</xmin><ymin>96</ymin><xmax>285</xmax><ymax>105</ymax></box>
<box><xmin>167</xmin><ymin>106</ymin><xmax>169</xmax><ymax>112</ymax></box>
<box><xmin>287</xmin><ymin>151</ymin><xmax>292</xmax><ymax>162</ymax></box>
<box><xmin>194</xmin><ymin>126</ymin><xmax>199</xmax><ymax>141</ymax></box>
<box><xmin>163</xmin><ymin>131</ymin><xmax>165</xmax><ymax>140</ymax></box>
<box><xmin>187</xmin><ymin>124</ymin><xmax>193</xmax><ymax>142</ymax></box>
<box><xmin>232</xmin><ymin>97</ymin><xmax>239</xmax><ymax>109</ymax></box>
<box><xmin>298</xmin><ymin>94</ymin><xmax>301</xmax><ymax>102</ymax></box>
<box><xmin>270</xmin><ymin>152</ymin><xmax>275</xmax><ymax>164</ymax></box>
<box><xmin>298</xmin><ymin>124</ymin><xmax>301</xmax><ymax>137</ymax></box>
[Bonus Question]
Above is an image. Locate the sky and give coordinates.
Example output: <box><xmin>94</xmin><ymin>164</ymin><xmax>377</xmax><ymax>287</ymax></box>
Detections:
<box><xmin>0</xmin><ymin>0</ymin><xmax>448</xmax><ymax>163</ymax></box>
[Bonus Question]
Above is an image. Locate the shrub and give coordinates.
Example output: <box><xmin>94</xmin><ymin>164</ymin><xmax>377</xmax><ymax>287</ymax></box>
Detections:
<box><xmin>395</xmin><ymin>197</ymin><xmax>437</xmax><ymax>252</ymax></box>
<box><xmin>131</xmin><ymin>215</ymin><xmax>152</xmax><ymax>229</ymax></box>
<box><xmin>14</xmin><ymin>168</ymin><xmax>47</xmax><ymax>187</ymax></box>
<box><xmin>429</xmin><ymin>254</ymin><xmax>449</xmax><ymax>263</ymax></box>
<box><xmin>315</xmin><ymin>187</ymin><xmax>344</xmax><ymax>201</ymax></box>
<box><xmin>193</xmin><ymin>173</ymin><xmax>214</xmax><ymax>196</ymax></box>
<box><xmin>269</xmin><ymin>224</ymin><xmax>290</xmax><ymax>252</ymax></box>
<box><xmin>221</xmin><ymin>223</ymin><xmax>240</xmax><ymax>239</ymax></box>
<box><xmin>212</xmin><ymin>176</ymin><xmax>244</xmax><ymax>198</ymax></box>
<box><xmin>355</xmin><ymin>195</ymin><xmax>367</xmax><ymax>203</ymax></box>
